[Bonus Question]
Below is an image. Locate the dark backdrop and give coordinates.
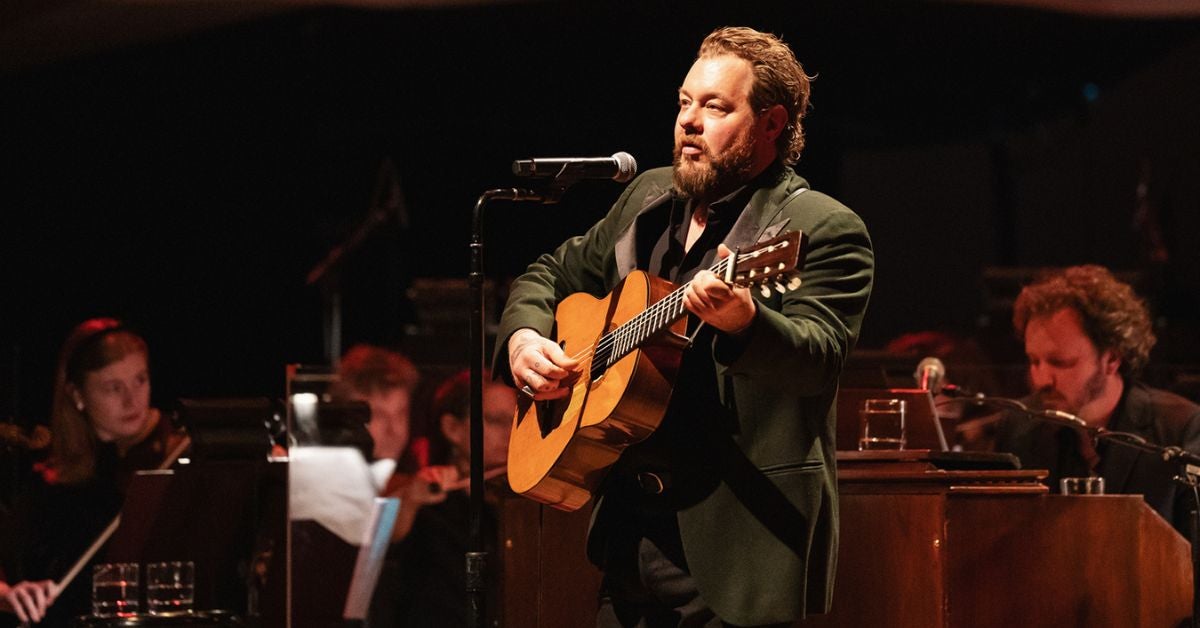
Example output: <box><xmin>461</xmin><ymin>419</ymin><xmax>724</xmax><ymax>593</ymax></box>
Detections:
<box><xmin>3</xmin><ymin>1</ymin><xmax>1200</xmax><ymax>423</ymax></box>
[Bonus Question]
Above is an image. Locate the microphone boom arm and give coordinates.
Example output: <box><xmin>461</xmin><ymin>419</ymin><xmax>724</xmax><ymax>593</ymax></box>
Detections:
<box><xmin>943</xmin><ymin>394</ymin><xmax>1200</xmax><ymax>467</ymax></box>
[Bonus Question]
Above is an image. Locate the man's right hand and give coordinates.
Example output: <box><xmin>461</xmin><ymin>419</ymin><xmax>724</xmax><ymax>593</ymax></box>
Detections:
<box><xmin>1</xmin><ymin>579</ymin><xmax>58</xmax><ymax>624</ymax></box>
<box><xmin>508</xmin><ymin>328</ymin><xmax>579</xmax><ymax>400</ymax></box>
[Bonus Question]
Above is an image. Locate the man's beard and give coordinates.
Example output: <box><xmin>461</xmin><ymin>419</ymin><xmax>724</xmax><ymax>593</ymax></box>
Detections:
<box><xmin>672</xmin><ymin>128</ymin><xmax>757</xmax><ymax>202</ymax></box>
<box><xmin>1036</xmin><ymin>359</ymin><xmax>1108</xmax><ymax>415</ymax></box>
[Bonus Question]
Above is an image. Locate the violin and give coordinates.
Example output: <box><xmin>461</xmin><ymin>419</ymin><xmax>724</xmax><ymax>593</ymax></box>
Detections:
<box><xmin>0</xmin><ymin>423</ymin><xmax>51</xmax><ymax>450</ymax></box>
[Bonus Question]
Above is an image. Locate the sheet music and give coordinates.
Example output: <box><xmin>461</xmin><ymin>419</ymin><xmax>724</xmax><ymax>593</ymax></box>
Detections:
<box><xmin>288</xmin><ymin>446</ymin><xmax>395</xmax><ymax>544</ymax></box>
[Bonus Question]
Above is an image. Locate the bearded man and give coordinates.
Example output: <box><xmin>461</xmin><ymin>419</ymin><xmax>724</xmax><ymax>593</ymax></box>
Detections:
<box><xmin>494</xmin><ymin>26</ymin><xmax>873</xmax><ymax>627</ymax></box>
<box><xmin>995</xmin><ymin>265</ymin><xmax>1200</xmax><ymax>535</ymax></box>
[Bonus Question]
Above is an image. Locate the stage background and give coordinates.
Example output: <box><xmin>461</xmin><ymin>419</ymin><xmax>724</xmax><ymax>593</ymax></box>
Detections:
<box><xmin>3</xmin><ymin>1</ymin><xmax>1199</xmax><ymax>424</ymax></box>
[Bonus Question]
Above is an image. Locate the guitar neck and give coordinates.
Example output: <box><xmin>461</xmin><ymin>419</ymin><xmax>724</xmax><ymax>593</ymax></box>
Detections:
<box><xmin>594</xmin><ymin>256</ymin><xmax>731</xmax><ymax>371</ymax></box>
<box><xmin>586</xmin><ymin>229</ymin><xmax>804</xmax><ymax>377</ymax></box>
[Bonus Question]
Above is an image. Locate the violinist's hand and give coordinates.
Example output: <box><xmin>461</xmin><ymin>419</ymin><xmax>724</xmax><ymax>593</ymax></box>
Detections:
<box><xmin>508</xmin><ymin>328</ymin><xmax>579</xmax><ymax>401</ymax></box>
<box><xmin>1</xmin><ymin>579</ymin><xmax>58</xmax><ymax>624</ymax></box>
<box><xmin>683</xmin><ymin>244</ymin><xmax>756</xmax><ymax>335</ymax></box>
<box><xmin>414</xmin><ymin>465</ymin><xmax>462</xmax><ymax>500</ymax></box>
<box><xmin>382</xmin><ymin>466</ymin><xmax>459</xmax><ymax>543</ymax></box>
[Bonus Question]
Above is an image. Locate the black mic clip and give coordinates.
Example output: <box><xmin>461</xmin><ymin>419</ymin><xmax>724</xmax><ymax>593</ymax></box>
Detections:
<box><xmin>530</xmin><ymin>180</ymin><xmax>571</xmax><ymax>205</ymax></box>
<box><xmin>1162</xmin><ymin>446</ymin><xmax>1200</xmax><ymax>468</ymax></box>
<box><xmin>938</xmin><ymin>383</ymin><xmax>979</xmax><ymax>399</ymax></box>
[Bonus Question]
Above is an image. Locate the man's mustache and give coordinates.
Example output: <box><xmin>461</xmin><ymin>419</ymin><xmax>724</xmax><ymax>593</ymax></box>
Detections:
<box><xmin>676</xmin><ymin>134</ymin><xmax>709</xmax><ymax>156</ymax></box>
<box><xmin>1034</xmin><ymin>388</ymin><xmax>1065</xmax><ymax>405</ymax></box>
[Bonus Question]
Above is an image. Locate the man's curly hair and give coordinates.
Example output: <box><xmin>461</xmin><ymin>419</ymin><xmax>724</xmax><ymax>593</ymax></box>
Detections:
<box><xmin>1012</xmin><ymin>265</ymin><xmax>1155</xmax><ymax>378</ymax></box>
<box><xmin>698</xmin><ymin>26</ymin><xmax>812</xmax><ymax>166</ymax></box>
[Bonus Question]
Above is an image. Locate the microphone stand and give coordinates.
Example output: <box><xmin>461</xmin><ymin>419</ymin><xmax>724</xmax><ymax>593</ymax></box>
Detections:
<box><xmin>304</xmin><ymin>207</ymin><xmax>392</xmax><ymax>365</ymax></box>
<box><xmin>945</xmin><ymin>394</ymin><xmax>1200</xmax><ymax>627</ymax></box>
<box><xmin>468</xmin><ymin>181</ymin><xmax>567</xmax><ymax>628</ymax></box>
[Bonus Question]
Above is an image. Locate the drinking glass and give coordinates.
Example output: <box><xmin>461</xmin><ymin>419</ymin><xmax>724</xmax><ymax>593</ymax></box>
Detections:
<box><xmin>145</xmin><ymin>561</ymin><xmax>195</xmax><ymax>615</ymax></box>
<box><xmin>858</xmin><ymin>398</ymin><xmax>906</xmax><ymax>450</ymax></box>
<box><xmin>92</xmin><ymin>563</ymin><xmax>139</xmax><ymax>617</ymax></box>
<box><xmin>1060</xmin><ymin>476</ymin><xmax>1105</xmax><ymax>495</ymax></box>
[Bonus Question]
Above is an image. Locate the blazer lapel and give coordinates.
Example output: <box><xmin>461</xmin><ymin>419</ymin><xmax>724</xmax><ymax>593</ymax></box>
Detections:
<box><xmin>613</xmin><ymin>185</ymin><xmax>672</xmax><ymax>280</ymax></box>
<box><xmin>722</xmin><ymin>186</ymin><xmax>805</xmax><ymax>250</ymax></box>
<box><xmin>618</xmin><ymin>176</ymin><xmax>807</xmax><ymax>278</ymax></box>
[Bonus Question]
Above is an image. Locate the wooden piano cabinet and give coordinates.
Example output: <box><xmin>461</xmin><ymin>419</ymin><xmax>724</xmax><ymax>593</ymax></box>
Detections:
<box><xmin>498</xmin><ymin>494</ymin><xmax>602</xmax><ymax>628</ymax></box>
<box><xmin>801</xmin><ymin>454</ymin><xmax>1192</xmax><ymax>627</ymax></box>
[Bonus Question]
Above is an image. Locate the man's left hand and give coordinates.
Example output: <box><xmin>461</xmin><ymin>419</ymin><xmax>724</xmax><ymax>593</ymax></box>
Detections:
<box><xmin>683</xmin><ymin>244</ymin><xmax>756</xmax><ymax>335</ymax></box>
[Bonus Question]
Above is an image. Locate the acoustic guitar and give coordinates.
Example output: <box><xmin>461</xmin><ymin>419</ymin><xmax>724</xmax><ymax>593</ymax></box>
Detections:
<box><xmin>507</xmin><ymin>230</ymin><xmax>807</xmax><ymax>511</ymax></box>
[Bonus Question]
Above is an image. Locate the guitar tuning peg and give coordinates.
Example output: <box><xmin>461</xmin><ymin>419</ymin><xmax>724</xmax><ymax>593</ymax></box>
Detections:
<box><xmin>774</xmin><ymin>280</ymin><xmax>786</xmax><ymax>294</ymax></box>
<box><xmin>787</xmin><ymin>276</ymin><xmax>802</xmax><ymax>290</ymax></box>
<box><xmin>759</xmin><ymin>284</ymin><xmax>771</xmax><ymax>298</ymax></box>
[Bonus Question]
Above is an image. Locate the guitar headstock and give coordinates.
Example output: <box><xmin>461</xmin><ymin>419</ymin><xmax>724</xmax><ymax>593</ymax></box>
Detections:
<box><xmin>725</xmin><ymin>230</ymin><xmax>808</xmax><ymax>297</ymax></box>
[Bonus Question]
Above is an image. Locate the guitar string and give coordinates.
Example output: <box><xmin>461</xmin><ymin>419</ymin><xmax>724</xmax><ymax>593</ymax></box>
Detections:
<box><xmin>570</xmin><ymin>281</ymin><xmax>689</xmax><ymax>369</ymax></box>
<box><xmin>563</xmin><ymin>253</ymin><xmax>736</xmax><ymax>369</ymax></box>
<box><xmin>556</xmin><ymin>241</ymin><xmax>790</xmax><ymax>374</ymax></box>
<box><xmin>564</xmin><ymin>273</ymin><xmax>698</xmax><ymax>368</ymax></box>
<box><xmin>580</xmin><ymin>243</ymin><xmax>792</xmax><ymax>368</ymax></box>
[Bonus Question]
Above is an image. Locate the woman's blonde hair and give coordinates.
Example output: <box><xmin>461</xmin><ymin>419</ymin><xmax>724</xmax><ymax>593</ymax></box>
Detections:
<box><xmin>49</xmin><ymin>318</ymin><xmax>149</xmax><ymax>484</ymax></box>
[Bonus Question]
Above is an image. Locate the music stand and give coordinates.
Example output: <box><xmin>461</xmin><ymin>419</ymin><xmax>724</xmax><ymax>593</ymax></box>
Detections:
<box><xmin>177</xmin><ymin>398</ymin><xmax>279</xmax><ymax>462</ymax></box>
<box><xmin>103</xmin><ymin>462</ymin><xmax>286</xmax><ymax>624</ymax></box>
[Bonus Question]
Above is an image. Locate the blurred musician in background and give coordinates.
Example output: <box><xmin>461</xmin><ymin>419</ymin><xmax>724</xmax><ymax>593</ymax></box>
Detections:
<box><xmin>332</xmin><ymin>343</ymin><xmax>449</xmax><ymax>537</ymax></box>
<box><xmin>379</xmin><ymin>368</ymin><xmax>514</xmax><ymax>627</ymax></box>
<box><xmin>421</xmin><ymin>369</ymin><xmax>514</xmax><ymax>483</ymax></box>
<box><xmin>332</xmin><ymin>343</ymin><xmax>421</xmax><ymax>464</ymax></box>
<box><xmin>0</xmin><ymin>318</ymin><xmax>187</xmax><ymax>625</ymax></box>
<box><xmin>333</xmin><ymin>344</ymin><xmax>456</xmax><ymax>627</ymax></box>
<box><xmin>994</xmin><ymin>265</ymin><xmax>1200</xmax><ymax>534</ymax></box>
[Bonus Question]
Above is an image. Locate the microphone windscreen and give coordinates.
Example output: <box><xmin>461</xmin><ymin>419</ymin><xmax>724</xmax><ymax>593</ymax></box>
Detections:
<box><xmin>915</xmin><ymin>356</ymin><xmax>946</xmax><ymax>393</ymax></box>
<box><xmin>611</xmin><ymin>152</ymin><xmax>638</xmax><ymax>182</ymax></box>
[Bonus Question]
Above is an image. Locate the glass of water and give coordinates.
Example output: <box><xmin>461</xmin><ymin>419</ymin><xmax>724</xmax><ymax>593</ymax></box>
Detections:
<box><xmin>92</xmin><ymin>563</ymin><xmax>139</xmax><ymax>617</ymax></box>
<box><xmin>858</xmin><ymin>398</ymin><xmax>906</xmax><ymax>450</ymax></box>
<box><xmin>145</xmin><ymin>561</ymin><xmax>195</xmax><ymax>615</ymax></box>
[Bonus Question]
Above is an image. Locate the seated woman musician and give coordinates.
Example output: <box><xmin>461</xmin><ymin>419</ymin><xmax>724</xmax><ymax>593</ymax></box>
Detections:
<box><xmin>0</xmin><ymin>319</ymin><xmax>188</xmax><ymax>626</ymax></box>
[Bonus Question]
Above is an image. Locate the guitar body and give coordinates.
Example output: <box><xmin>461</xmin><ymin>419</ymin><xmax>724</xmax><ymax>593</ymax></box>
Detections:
<box><xmin>507</xmin><ymin>271</ymin><xmax>689</xmax><ymax>511</ymax></box>
<box><xmin>505</xmin><ymin>230</ymin><xmax>806</xmax><ymax>511</ymax></box>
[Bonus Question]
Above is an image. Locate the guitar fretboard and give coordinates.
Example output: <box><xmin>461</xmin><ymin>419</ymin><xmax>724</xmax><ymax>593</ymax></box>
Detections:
<box><xmin>589</xmin><ymin>255</ymin><xmax>733</xmax><ymax>381</ymax></box>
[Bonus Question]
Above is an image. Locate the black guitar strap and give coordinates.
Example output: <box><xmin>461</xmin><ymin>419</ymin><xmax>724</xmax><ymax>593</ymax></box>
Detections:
<box><xmin>754</xmin><ymin>186</ymin><xmax>808</xmax><ymax>243</ymax></box>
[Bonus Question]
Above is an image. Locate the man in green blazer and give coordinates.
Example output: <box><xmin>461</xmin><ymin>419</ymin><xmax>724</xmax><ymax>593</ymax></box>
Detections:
<box><xmin>494</xmin><ymin>27</ymin><xmax>874</xmax><ymax>627</ymax></box>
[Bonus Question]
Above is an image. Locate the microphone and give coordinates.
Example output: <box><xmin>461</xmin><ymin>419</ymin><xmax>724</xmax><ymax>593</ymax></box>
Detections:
<box><xmin>914</xmin><ymin>356</ymin><xmax>946</xmax><ymax>394</ymax></box>
<box><xmin>512</xmin><ymin>152</ymin><xmax>638</xmax><ymax>183</ymax></box>
<box><xmin>1040</xmin><ymin>408</ymin><xmax>1088</xmax><ymax>429</ymax></box>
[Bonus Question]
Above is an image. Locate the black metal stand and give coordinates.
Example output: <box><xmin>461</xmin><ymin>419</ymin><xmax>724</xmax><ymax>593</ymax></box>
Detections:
<box><xmin>305</xmin><ymin>158</ymin><xmax>406</xmax><ymax>365</ymax></box>
<box><xmin>467</xmin><ymin>187</ymin><xmax>548</xmax><ymax>628</ymax></box>
<box><xmin>305</xmin><ymin>207</ymin><xmax>392</xmax><ymax>365</ymax></box>
<box><xmin>1184</xmin><ymin>477</ymin><xmax>1200</xmax><ymax>628</ymax></box>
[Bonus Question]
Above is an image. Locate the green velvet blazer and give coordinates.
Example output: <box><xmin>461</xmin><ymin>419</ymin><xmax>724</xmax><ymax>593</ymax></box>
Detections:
<box><xmin>494</xmin><ymin>166</ymin><xmax>874</xmax><ymax>625</ymax></box>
